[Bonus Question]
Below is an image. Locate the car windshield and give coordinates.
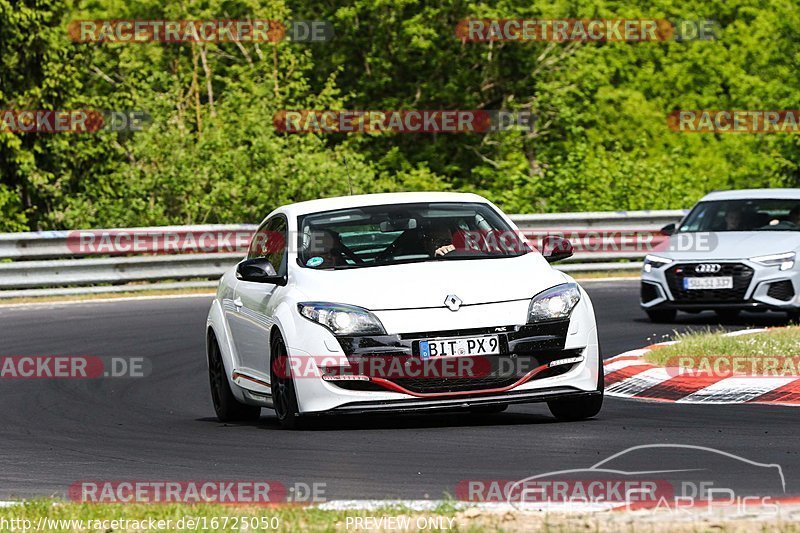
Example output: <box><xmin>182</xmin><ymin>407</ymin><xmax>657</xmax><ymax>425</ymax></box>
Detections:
<box><xmin>297</xmin><ymin>202</ymin><xmax>529</xmax><ymax>269</ymax></box>
<box><xmin>678</xmin><ymin>198</ymin><xmax>800</xmax><ymax>232</ymax></box>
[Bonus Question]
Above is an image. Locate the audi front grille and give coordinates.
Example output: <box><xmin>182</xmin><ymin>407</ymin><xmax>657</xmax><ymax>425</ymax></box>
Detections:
<box><xmin>665</xmin><ymin>263</ymin><xmax>754</xmax><ymax>303</ymax></box>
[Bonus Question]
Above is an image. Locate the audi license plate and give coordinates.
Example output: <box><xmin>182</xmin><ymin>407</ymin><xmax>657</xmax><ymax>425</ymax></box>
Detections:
<box><xmin>419</xmin><ymin>335</ymin><xmax>500</xmax><ymax>358</ymax></box>
<box><xmin>683</xmin><ymin>277</ymin><xmax>733</xmax><ymax>290</ymax></box>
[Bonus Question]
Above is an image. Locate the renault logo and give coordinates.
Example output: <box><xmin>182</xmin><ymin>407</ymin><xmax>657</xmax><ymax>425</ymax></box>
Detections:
<box><xmin>695</xmin><ymin>263</ymin><xmax>722</xmax><ymax>274</ymax></box>
<box><xmin>444</xmin><ymin>294</ymin><xmax>462</xmax><ymax>312</ymax></box>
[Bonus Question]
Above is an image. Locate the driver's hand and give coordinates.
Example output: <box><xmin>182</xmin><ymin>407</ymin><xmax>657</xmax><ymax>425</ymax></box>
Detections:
<box><xmin>435</xmin><ymin>244</ymin><xmax>456</xmax><ymax>256</ymax></box>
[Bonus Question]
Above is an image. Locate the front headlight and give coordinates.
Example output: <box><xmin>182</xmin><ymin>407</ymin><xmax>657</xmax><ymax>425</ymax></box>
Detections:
<box><xmin>528</xmin><ymin>283</ymin><xmax>581</xmax><ymax>323</ymax></box>
<box><xmin>643</xmin><ymin>254</ymin><xmax>673</xmax><ymax>273</ymax></box>
<box><xmin>298</xmin><ymin>302</ymin><xmax>387</xmax><ymax>336</ymax></box>
<box><xmin>750</xmin><ymin>252</ymin><xmax>795</xmax><ymax>271</ymax></box>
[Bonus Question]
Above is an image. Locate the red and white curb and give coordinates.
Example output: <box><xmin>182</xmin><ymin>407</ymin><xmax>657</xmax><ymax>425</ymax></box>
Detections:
<box><xmin>604</xmin><ymin>328</ymin><xmax>800</xmax><ymax>405</ymax></box>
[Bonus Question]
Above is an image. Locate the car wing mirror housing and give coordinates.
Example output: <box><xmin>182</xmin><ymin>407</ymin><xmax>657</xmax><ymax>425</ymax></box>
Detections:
<box><xmin>236</xmin><ymin>258</ymin><xmax>287</xmax><ymax>285</ymax></box>
<box><xmin>660</xmin><ymin>223</ymin><xmax>677</xmax><ymax>236</ymax></box>
<box><xmin>541</xmin><ymin>235</ymin><xmax>574</xmax><ymax>263</ymax></box>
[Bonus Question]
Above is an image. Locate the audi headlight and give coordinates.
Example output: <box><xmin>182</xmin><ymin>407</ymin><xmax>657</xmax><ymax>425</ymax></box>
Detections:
<box><xmin>298</xmin><ymin>302</ymin><xmax>386</xmax><ymax>336</ymax></box>
<box><xmin>750</xmin><ymin>252</ymin><xmax>795</xmax><ymax>271</ymax></box>
<box><xmin>643</xmin><ymin>254</ymin><xmax>673</xmax><ymax>273</ymax></box>
<box><xmin>528</xmin><ymin>283</ymin><xmax>581</xmax><ymax>323</ymax></box>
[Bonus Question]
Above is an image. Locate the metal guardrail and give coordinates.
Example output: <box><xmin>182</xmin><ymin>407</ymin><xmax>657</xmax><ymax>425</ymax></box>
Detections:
<box><xmin>0</xmin><ymin>210</ymin><xmax>685</xmax><ymax>297</ymax></box>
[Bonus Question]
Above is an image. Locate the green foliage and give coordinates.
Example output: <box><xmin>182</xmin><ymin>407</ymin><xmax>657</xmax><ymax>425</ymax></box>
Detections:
<box><xmin>1</xmin><ymin>0</ymin><xmax>799</xmax><ymax>230</ymax></box>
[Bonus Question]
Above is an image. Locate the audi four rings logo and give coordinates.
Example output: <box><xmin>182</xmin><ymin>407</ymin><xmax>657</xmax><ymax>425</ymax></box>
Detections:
<box><xmin>695</xmin><ymin>263</ymin><xmax>722</xmax><ymax>273</ymax></box>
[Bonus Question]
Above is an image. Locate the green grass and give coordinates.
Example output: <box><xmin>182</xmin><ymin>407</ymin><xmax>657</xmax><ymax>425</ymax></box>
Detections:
<box><xmin>2</xmin><ymin>499</ymin><xmax>799</xmax><ymax>532</ymax></box>
<box><xmin>644</xmin><ymin>327</ymin><xmax>800</xmax><ymax>366</ymax></box>
<box><xmin>0</xmin><ymin>500</ymin><xmax>476</xmax><ymax>532</ymax></box>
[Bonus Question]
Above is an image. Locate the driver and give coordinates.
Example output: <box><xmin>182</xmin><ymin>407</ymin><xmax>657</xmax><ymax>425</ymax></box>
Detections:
<box><xmin>424</xmin><ymin>223</ymin><xmax>456</xmax><ymax>257</ymax></box>
<box><xmin>724</xmin><ymin>206</ymin><xmax>744</xmax><ymax>230</ymax></box>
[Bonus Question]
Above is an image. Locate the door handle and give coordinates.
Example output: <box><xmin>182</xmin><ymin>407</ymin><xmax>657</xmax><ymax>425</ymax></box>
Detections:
<box><xmin>233</xmin><ymin>297</ymin><xmax>243</xmax><ymax>308</ymax></box>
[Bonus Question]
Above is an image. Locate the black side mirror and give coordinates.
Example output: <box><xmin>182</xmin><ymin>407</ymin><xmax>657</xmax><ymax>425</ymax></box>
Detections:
<box><xmin>660</xmin><ymin>223</ymin><xmax>677</xmax><ymax>236</ymax></box>
<box><xmin>541</xmin><ymin>235</ymin><xmax>574</xmax><ymax>263</ymax></box>
<box><xmin>236</xmin><ymin>258</ymin><xmax>286</xmax><ymax>285</ymax></box>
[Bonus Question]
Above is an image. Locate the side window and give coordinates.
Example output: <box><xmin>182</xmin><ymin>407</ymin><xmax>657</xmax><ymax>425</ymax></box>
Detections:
<box><xmin>248</xmin><ymin>216</ymin><xmax>288</xmax><ymax>274</ymax></box>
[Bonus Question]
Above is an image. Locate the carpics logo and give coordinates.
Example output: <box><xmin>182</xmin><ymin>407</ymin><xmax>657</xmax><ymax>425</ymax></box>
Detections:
<box><xmin>458</xmin><ymin>445</ymin><xmax>787</xmax><ymax>514</ymax></box>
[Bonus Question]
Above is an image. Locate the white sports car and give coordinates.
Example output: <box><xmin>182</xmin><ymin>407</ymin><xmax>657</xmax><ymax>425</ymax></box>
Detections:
<box><xmin>206</xmin><ymin>192</ymin><xmax>602</xmax><ymax>428</ymax></box>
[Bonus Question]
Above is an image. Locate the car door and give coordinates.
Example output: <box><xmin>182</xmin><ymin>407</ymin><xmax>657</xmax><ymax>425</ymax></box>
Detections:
<box><xmin>228</xmin><ymin>215</ymin><xmax>288</xmax><ymax>380</ymax></box>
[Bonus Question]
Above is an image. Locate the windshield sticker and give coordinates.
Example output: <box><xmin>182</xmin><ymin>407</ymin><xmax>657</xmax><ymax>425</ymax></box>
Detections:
<box><xmin>306</xmin><ymin>256</ymin><xmax>324</xmax><ymax>267</ymax></box>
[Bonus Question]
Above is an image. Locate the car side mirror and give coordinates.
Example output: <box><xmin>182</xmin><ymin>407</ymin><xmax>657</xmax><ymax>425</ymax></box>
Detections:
<box><xmin>660</xmin><ymin>223</ymin><xmax>677</xmax><ymax>236</ymax></box>
<box><xmin>541</xmin><ymin>235</ymin><xmax>573</xmax><ymax>263</ymax></box>
<box><xmin>236</xmin><ymin>258</ymin><xmax>286</xmax><ymax>285</ymax></box>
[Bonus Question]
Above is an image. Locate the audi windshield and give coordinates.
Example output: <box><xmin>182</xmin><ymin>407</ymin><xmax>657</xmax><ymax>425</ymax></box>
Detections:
<box><xmin>679</xmin><ymin>199</ymin><xmax>800</xmax><ymax>232</ymax></box>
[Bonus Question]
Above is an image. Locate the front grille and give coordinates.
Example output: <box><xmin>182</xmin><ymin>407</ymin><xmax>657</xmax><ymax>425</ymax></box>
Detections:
<box><xmin>665</xmin><ymin>263</ymin><xmax>753</xmax><ymax>303</ymax></box>
<box><xmin>767</xmin><ymin>280</ymin><xmax>795</xmax><ymax>302</ymax></box>
<box><xmin>640</xmin><ymin>282</ymin><xmax>660</xmax><ymax>303</ymax></box>
<box><xmin>332</xmin><ymin>321</ymin><xmax>576</xmax><ymax>394</ymax></box>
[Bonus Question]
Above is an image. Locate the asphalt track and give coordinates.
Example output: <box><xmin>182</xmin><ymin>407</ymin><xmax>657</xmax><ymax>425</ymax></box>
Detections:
<box><xmin>0</xmin><ymin>280</ymin><xmax>798</xmax><ymax>501</ymax></box>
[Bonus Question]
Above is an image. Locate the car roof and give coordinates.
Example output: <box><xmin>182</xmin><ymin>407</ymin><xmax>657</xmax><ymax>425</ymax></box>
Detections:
<box><xmin>274</xmin><ymin>192</ymin><xmax>491</xmax><ymax>218</ymax></box>
<box><xmin>699</xmin><ymin>188</ymin><xmax>800</xmax><ymax>202</ymax></box>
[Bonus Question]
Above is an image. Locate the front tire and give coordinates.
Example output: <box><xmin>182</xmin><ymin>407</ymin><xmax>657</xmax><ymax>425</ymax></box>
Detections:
<box><xmin>548</xmin><ymin>392</ymin><xmax>603</xmax><ymax>421</ymax></box>
<box><xmin>646</xmin><ymin>308</ymin><xmax>677</xmax><ymax>323</ymax></box>
<box><xmin>270</xmin><ymin>334</ymin><xmax>304</xmax><ymax>429</ymax></box>
<box><xmin>208</xmin><ymin>334</ymin><xmax>261</xmax><ymax>422</ymax></box>
<box><xmin>548</xmin><ymin>348</ymin><xmax>604</xmax><ymax>421</ymax></box>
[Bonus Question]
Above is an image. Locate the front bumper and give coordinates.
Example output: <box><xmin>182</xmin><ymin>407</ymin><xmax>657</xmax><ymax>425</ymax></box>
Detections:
<box><xmin>287</xmin><ymin>294</ymin><xmax>600</xmax><ymax>414</ymax></box>
<box><xmin>640</xmin><ymin>259</ymin><xmax>800</xmax><ymax>312</ymax></box>
<box><xmin>311</xmin><ymin>388</ymin><xmax>600</xmax><ymax>416</ymax></box>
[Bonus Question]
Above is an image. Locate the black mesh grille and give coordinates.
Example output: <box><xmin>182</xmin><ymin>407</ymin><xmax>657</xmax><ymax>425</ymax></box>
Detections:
<box><xmin>640</xmin><ymin>282</ymin><xmax>660</xmax><ymax>303</ymax></box>
<box><xmin>767</xmin><ymin>280</ymin><xmax>795</xmax><ymax>302</ymax></box>
<box><xmin>666</xmin><ymin>263</ymin><xmax>753</xmax><ymax>303</ymax></box>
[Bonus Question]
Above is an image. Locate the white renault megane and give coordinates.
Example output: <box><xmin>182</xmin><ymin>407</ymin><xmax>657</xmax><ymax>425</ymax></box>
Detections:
<box><xmin>206</xmin><ymin>192</ymin><xmax>602</xmax><ymax>428</ymax></box>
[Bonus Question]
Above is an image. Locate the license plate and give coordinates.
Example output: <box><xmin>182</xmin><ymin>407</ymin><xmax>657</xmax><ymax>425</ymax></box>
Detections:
<box><xmin>419</xmin><ymin>335</ymin><xmax>500</xmax><ymax>358</ymax></box>
<box><xmin>683</xmin><ymin>276</ymin><xmax>733</xmax><ymax>290</ymax></box>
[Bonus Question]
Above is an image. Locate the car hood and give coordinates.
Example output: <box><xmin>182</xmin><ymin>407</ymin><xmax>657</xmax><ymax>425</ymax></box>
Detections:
<box><xmin>653</xmin><ymin>231</ymin><xmax>800</xmax><ymax>261</ymax></box>
<box><xmin>290</xmin><ymin>253</ymin><xmax>568</xmax><ymax>310</ymax></box>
